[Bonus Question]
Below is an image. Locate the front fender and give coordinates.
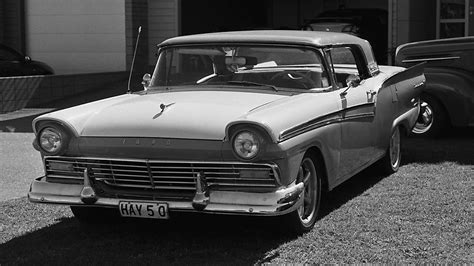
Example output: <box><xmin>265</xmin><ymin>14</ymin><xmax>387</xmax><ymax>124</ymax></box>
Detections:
<box><xmin>225</xmin><ymin>120</ymin><xmax>278</xmax><ymax>143</ymax></box>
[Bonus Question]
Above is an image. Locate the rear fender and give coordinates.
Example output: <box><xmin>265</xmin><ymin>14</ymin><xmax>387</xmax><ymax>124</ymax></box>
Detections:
<box><xmin>380</xmin><ymin>63</ymin><xmax>425</xmax><ymax>135</ymax></box>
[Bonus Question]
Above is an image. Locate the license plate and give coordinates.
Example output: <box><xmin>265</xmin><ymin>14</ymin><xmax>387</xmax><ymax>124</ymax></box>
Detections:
<box><xmin>119</xmin><ymin>201</ymin><xmax>169</xmax><ymax>219</ymax></box>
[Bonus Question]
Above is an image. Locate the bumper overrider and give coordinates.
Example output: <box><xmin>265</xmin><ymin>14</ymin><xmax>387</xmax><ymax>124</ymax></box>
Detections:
<box><xmin>28</xmin><ymin>159</ymin><xmax>304</xmax><ymax>216</ymax></box>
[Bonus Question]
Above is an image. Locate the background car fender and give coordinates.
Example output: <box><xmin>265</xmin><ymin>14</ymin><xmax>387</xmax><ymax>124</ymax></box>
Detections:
<box><xmin>423</xmin><ymin>68</ymin><xmax>474</xmax><ymax>127</ymax></box>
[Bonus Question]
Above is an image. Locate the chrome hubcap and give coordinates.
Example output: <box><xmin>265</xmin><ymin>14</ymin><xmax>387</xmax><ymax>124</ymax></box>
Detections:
<box><xmin>297</xmin><ymin>158</ymin><xmax>317</xmax><ymax>225</ymax></box>
<box><xmin>413</xmin><ymin>101</ymin><xmax>434</xmax><ymax>134</ymax></box>
<box><xmin>390</xmin><ymin>129</ymin><xmax>401</xmax><ymax>168</ymax></box>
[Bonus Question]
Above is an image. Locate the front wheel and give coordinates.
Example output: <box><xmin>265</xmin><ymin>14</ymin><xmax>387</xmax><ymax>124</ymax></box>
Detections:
<box><xmin>284</xmin><ymin>154</ymin><xmax>322</xmax><ymax>234</ymax></box>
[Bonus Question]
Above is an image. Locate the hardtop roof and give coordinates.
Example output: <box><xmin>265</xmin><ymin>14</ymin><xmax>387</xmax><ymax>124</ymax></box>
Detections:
<box><xmin>158</xmin><ymin>30</ymin><xmax>370</xmax><ymax>48</ymax></box>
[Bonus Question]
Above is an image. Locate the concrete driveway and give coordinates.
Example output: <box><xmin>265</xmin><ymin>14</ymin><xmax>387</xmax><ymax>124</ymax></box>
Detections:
<box><xmin>0</xmin><ymin>133</ymin><xmax>43</xmax><ymax>201</ymax></box>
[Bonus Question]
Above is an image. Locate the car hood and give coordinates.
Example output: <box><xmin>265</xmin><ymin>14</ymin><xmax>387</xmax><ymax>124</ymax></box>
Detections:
<box><xmin>35</xmin><ymin>90</ymin><xmax>289</xmax><ymax>140</ymax></box>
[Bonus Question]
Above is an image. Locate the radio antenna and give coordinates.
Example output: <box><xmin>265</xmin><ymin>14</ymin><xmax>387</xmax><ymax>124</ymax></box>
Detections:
<box><xmin>127</xmin><ymin>26</ymin><xmax>142</xmax><ymax>94</ymax></box>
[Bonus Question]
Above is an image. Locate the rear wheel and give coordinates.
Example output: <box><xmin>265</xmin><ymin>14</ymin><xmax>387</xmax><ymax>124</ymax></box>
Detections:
<box><xmin>284</xmin><ymin>154</ymin><xmax>322</xmax><ymax>234</ymax></box>
<box><xmin>379</xmin><ymin>126</ymin><xmax>402</xmax><ymax>174</ymax></box>
<box><xmin>70</xmin><ymin>206</ymin><xmax>120</xmax><ymax>224</ymax></box>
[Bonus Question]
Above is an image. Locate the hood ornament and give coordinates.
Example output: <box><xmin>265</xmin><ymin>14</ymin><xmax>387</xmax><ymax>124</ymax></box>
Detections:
<box><xmin>153</xmin><ymin>102</ymin><xmax>175</xmax><ymax>119</ymax></box>
<box><xmin>160</xmin><ymin>102</ymin><xmax>175</xmax><ymax>112</ymax></box>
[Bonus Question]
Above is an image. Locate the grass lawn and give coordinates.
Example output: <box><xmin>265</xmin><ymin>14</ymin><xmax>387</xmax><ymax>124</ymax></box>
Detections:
<box><xmin>0</xmin><ymin>135</ymin><xmax>472</xmax><ymax>264</ymax></box>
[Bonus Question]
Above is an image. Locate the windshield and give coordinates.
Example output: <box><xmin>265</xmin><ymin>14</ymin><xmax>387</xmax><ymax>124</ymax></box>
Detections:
<box><xmin>150</xmin><ymin>45</ymin><xmax>330</xmax><ymax>91</ymax></box>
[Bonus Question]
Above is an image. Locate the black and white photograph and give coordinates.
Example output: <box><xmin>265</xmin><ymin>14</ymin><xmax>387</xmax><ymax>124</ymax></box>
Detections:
<box><xmin>1</xmin><ymin>0</ymin><xmax>473</xmax><ymax>264</ymax></box>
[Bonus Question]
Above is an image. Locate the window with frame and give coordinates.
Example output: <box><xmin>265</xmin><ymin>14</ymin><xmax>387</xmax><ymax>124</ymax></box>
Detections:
<box><xmin>437</xmin><ymin>0</ymin><xmax>470</xmax><ymax>38</ymax></box>
<box><xmin>329</xmin><ymin>47</ymin><xmax>360</xmax><ymax>88</ymax></box>
<box><xmin>151</xmin><ymin>45</ymin><xmax>330</xmax><ymax>90</ymax></box>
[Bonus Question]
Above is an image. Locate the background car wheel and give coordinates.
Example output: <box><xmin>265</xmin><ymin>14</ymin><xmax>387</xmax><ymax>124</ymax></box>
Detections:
<box><xmin>284</xmin><ymin>154</ymin><xmax>322</xmax><ymax>234</ymax></box>
<box><xmin>70</xmin><ymin>206</ymin><xmax>120</xmax><ymax>224</ymax></box>
<box><xmin>378</xmin><ymin>126</ymin><xmax>402</xmax><ymax>175</ymax></box>
<box><xmin>412</xmin><ymin>94</ymin><xmax>448</xmax><ymax>137</ymax></box>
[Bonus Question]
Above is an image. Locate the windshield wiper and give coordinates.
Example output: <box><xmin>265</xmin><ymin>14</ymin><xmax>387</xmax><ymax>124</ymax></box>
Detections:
<box><xmin>226</xmin><ymin>81</ymin><xmax>279</xmax><ymax>92</ymax></box>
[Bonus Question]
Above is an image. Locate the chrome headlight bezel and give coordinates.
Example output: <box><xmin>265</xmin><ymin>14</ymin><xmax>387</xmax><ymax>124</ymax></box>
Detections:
<box><xmin>37</xmin><ymin>124</ymin><xmax>69</xmax><ymax>155</ymax></box>
<box><xmin>231</xmin><ymin>129</ymin><xmax>263</xmax><ymax>161</ymax></box>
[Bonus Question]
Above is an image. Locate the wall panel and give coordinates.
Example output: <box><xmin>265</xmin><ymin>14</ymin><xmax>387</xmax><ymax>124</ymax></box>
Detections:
<box><xmin>25</xmin><ymin>0</ymin><xmax>126</xmax><ymax>74</ymax></box>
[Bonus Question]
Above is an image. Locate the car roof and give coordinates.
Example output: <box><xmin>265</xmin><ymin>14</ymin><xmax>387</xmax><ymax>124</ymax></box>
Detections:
<box><xmin>158</xmin><ymin>30</ymin><xmax>370</xmax><ymax>48</ymax></box>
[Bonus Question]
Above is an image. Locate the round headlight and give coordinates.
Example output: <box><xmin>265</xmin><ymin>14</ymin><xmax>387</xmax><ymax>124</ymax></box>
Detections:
<box><xmin>232</xmin><ymin>130</ymin><xmax>261</xmax><ymax>160</ymax></box>
<box><xmin>39</xmin><ymin>127</ymin><xmax>64</xmax><ymax>154</ymax></box>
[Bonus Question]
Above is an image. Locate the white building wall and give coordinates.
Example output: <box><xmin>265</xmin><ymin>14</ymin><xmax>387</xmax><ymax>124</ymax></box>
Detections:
<box><xmin>25</xmin><ymin>0</ymin><xmax>126</xmax><ymax>74</ymax></box>
<box><xmin>148</xmin><ymin>0</ymin><xmax>179</xmax><ymax>66</ymax></box>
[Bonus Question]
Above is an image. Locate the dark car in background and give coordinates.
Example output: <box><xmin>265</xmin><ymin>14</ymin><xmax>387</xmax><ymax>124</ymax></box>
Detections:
<box><xmin>302</xmin><ymin>8</ymin><xmax>388</xmax><ymax>64</ymax></box>
<box><xmin>396</xmin><ymin>36</ymin><xmax>474</xmax><ymax>137</ymax></box>
<box><xmin>0</xmin><ymin>44</ymin><xmax>54</xmax><ymax>77</ymax></box>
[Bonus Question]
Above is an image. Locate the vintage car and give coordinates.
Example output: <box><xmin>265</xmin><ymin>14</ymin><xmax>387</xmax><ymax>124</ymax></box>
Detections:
<box><xmin>396</xmin><ymin>36</ymin><xmax>474</xmax><ymax>137</ymax></box>
<box><xmin>0</xmin><ymin>44</ymin><xmax>54</xmax><ymax>77</ymax></box>
<box><xmin>28</xmin><ymin>31</ymin><xmax>424</xmax><ymax>233</ymax></box>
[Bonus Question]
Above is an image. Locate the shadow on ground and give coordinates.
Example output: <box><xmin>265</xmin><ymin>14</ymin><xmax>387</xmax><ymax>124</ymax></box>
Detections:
<box><xmin>0</xmin><ymin>213</ymin><xmax>292</xmax><ymax>264</ymax></box>
<box><xmin>402</xmin><ymin>127</ymin><xmax>474</xmax><ymax>165</ymax></box>
<box><xmin>318</xmin><ymin>127</ymin><xmax>473</xmax><ymax>215</ymax></box>
<box><xmin>0</xmin><ymin>168</ymin><xmax>394</xmax><ymax>264</ymax></box>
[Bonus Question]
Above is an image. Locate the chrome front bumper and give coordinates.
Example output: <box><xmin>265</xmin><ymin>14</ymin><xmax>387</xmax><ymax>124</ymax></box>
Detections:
<box><xmin>28</xmin><ymin>175</ymin><xmax>304</xmax><ymax>216</ymax></box>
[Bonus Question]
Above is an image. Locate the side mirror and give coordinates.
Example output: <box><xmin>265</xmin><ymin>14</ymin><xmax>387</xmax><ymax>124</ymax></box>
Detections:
<box><xmin>346</xmin><ymin>74</ymin><xmax>361</xmax><ymax>88</ymax></box>
<box><xmin>340</xmin><ymin>74</ymin><xmax>361</xmax><ymax>97</ymax></box>
<box><xmin>24</xmin><ymin>56</ymin><xmax>32</xmax><ymax>62</ymax></box>
<box><xmin>142</xmin><ymin>73</ymin><xmax>151</xmax><ymax>89</ymax></box>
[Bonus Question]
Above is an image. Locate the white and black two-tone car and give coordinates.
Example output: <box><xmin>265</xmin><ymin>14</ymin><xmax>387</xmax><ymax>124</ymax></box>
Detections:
<box><xmin>29</xmin><ymin>31</ymin><xmax>424</xmax><ymax>233</ymax></box>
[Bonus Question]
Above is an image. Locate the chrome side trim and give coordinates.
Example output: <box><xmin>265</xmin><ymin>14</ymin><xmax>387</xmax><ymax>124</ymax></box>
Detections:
<box><xmin>343</xmin><ymin>112</ymin><xmax>375</xmax><ymax>121</ymax></box>
<box><xmin>279</xmin><ymin>117</ymin><xmax>340</xmax><ymax>142</ymax></box>
<box><xmin>414</xmin><ymin>81</ymin><xmax>425</xmax><ymax>88</ymax></box>
<box><xmin>279</xmin><ymin>103</ymin><xmax>375</xmax><ymax>142</ymax></box>
<box><xmin>392</xmin><ymin>106</ymin><xmax>419</xmax><ymax>132</ymax></box>
<box><xmin>401</xmin><ymin>56</ymin><xmax>460</xmax><ymax>63</ymax></box>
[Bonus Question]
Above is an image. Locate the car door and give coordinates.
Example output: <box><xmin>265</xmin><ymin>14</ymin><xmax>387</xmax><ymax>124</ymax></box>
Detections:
<box><xmin>329</xmin><ymin>46</ymin><xmax>379</xmax><ymax>180</ymax></box>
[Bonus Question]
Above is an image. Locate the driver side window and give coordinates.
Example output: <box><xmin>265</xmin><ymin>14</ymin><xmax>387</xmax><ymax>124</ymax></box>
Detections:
<box><xmin>330</xmin><ymin>47</ymin><xmax>360</xmax><ymax>88</ymax></box>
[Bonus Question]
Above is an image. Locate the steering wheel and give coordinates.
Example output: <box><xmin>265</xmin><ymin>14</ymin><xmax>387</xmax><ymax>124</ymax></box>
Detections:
<box><xmin>269</xmin><ymin>71</ymin><xmax>315</xmax><ymax>89</ymax></box>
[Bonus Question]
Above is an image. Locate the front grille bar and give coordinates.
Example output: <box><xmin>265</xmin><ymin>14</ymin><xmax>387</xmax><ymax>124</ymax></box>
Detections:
<box><xmin>146</xmin><ymin>159</ymin><xmax>155</xmax><ymax>189</ymax></box>
<box><xmin>44</xmin><ymin>156</ymin><xmax>280</xmax><ymax>192</ymax></box>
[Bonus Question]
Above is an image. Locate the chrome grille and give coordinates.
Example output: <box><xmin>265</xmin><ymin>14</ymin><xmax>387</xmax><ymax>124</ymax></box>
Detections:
<box><xmin>44</xmin><ymin>157</ymin><xmax>279</xmax><ymax>192</ymax></box>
